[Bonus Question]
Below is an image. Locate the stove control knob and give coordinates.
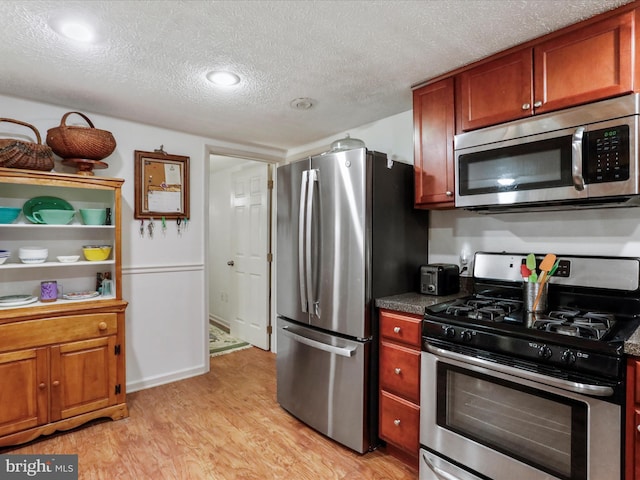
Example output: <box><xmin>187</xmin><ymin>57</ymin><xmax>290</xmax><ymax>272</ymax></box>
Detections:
<box><xmin>461</xmin><ymin>330</ymin><xmax>473</xmax><ymax>342</ymax></box>
<box><xmin>561</xmin><ymin>350</ymin><xmax>577</xmax><ymax>364</ymax></box>
<box><xmin>444</xmin><ymin>327</ymin><xmax>456</xmax><ymax>338</ymax></box>
<box><xmin>538</xmin><ymin>345</ymin><xmax>552</xmax><ymax>360</ymax></box>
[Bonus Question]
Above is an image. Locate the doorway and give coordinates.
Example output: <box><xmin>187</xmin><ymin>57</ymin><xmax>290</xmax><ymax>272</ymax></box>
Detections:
<box><xmin>208</xmin><ymin>154</ymin><xmax>273</xmax><ymax>350</ymax></box>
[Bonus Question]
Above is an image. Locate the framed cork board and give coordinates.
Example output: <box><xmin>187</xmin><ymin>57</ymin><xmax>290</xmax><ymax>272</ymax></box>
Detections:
<box><xmin>134</xmin><ymin>150</ymin><xmax>190</xmax><ymax>220</ymax></box>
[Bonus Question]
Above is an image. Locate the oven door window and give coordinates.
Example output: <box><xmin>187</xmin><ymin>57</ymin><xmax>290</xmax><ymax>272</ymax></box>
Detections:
<box><xmin>436</xmin><ymin>363</ymin><xmax>587</xmax><ymax>480</ymax></box>
<box><xmin>458</xmin><ymin>135</ymin><xmax>573</xmax><ymax>195</ymax></box>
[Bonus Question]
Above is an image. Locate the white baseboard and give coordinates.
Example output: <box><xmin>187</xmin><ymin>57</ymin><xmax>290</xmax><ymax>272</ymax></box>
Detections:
<box><xmin>126</xmin><ymin>364</ymin><xmax>208</xmax><ymax>393</ymax></box>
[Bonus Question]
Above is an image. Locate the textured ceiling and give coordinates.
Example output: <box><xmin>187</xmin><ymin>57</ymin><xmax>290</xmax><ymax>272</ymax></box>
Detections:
<box><xmin>0</xmin><ymin>0</ymin><xmax>632</xmax><ymax>151</ymax></box>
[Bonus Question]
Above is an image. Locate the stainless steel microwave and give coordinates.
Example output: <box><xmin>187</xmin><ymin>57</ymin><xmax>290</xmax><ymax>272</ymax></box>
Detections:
<box><xmin>454</xmin><ymin>94</ymin><xmax>640</xmax><ymax>212</ymax></box>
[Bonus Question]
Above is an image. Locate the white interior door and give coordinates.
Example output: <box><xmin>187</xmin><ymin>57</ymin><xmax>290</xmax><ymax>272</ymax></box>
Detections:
<box><xmin>229</xmin><ymin>163</ymin><xmax>271</xmax><ymax>350</ymax></box>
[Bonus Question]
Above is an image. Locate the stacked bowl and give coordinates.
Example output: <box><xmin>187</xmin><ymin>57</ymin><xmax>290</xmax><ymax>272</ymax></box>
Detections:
<box><xmin>0</xmin><ymin>249</ymin><xmax>10</xmax><ymax>265</ymax></box>
<box><xmin>0</xmin><ymin>207</ymin><xmax>20</xmax><ymax>224</ymax></box>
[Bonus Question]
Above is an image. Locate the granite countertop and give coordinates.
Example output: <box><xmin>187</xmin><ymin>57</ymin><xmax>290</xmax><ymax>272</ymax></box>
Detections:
<box><xmin>376</xmin><ymin>291</ymin><xmax>640</xmax><ymax>357</ymax></box>
<box><xmin>375</xmin><ymin>291</ymin><xmax>467</xmax><ymax>316</ymax></box>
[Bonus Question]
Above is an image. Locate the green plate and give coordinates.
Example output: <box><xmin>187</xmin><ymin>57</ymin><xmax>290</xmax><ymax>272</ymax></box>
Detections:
<box><xmin>23</xmin><ymin>196</ymin><xmax>73</xmax><ymax>224</ymax></box>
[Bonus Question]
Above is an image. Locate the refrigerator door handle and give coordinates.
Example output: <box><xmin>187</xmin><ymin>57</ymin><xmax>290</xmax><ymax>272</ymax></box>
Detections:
<box><xmin>305</xmin><ymin>169</ymin><xmax>319</xmax><ymax>317</ymax></box>
<box><xmin>298</xmin><ymin>170</ymin><xmax>309</xmax><ymax>312</ymax></box>
<box><xmin>281</xmin><ymin>325</ymin><xmax>356</xmax><ymax>357</ymax></box>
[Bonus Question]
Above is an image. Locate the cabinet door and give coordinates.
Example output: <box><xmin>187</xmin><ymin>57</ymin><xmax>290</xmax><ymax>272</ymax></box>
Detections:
<box><xmin>50</xmin><ymin>336</ymin><xmax>117</xmax><ymax>421</ymax></box>
<box><xmin>534</xmin><ymin>11</ymin><xmax>634</xmax><ymax>115</ymax></box>
<box><xmin>458</xmin><ymin>49</ymin><xmax>533</xmax><ymax>131</ymax></box>
<box><xmin>413</xmin><ymin>78</ymin><xmax>456</xmax><ymax>208</ymax></box>
<box><xmin>0</xmin><ymin>348</ymin><xmax>48</xmax><ymax>437</ymax></box>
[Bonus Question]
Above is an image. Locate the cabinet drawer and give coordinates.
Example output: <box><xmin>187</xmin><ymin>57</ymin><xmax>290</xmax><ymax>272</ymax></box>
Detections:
<box><xmin>380</xmin><ymin>310</ymin><xmax>422</xmax><ymax>348</ymax></box>
<box><xmin>379</xmin><ymin>390</ymin><xmax>419</xmax><ymax>454</ymax></box>
<box><xmin>0</xmin><ymin>314</ymin><xmax>118</xmax><ymax>352</ymax></box>
<box><xmin>380</xmin><ymin>341</ymin><xmax>420</xmax><ymax>403</ymax></box>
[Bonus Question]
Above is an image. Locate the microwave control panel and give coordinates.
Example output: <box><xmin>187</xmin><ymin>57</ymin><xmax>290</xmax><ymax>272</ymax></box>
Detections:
<box><xmin>585</xmin><ymin>125</ymin><xmax>630</xmax><ymax>183</ymax></box>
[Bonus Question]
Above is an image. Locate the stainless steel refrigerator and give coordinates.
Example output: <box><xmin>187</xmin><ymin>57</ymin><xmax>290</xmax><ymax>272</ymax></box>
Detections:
<box><xmin>276</xmin><ymin>147</ymin><xmax>428</xmax><ymax>453</ymax></box>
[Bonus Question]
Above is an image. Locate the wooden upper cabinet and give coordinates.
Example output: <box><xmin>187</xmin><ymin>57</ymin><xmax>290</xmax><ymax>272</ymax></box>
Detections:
<box><xmin>458</xmin><ymin>49</ymin><xmax>533</xmax><ymax>131</ymax></box>
<box><xmin>457</xmin><ymin>9</ymin><xmax>636</xmax><ymax>132</ymax></box>
<box><xmin>413</xmin><ymin>77</ymin><xmax>455</xmax><ymax>208</ymax></box>
<box><xmin>534</xmin><ymin>10</ymin><xmax>634</xmax><ymax>115</ymax></box>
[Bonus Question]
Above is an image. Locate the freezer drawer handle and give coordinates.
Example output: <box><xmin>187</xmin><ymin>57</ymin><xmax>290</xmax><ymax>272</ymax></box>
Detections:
<box><xmin>281</xmin><ymin>326</ymin><xmax>356</xmax><ymax>357</ymax></box>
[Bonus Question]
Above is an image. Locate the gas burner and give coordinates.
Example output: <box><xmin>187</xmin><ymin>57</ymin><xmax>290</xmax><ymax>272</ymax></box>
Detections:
<box><xmin>443</xmin><ymin>297</ymin><xmax>521</xmax><ymax>322</ymax></box>
<box><xmin>532</xmin><ymin>315</ymin><xmax>612</xmax><ymax>340</ymax></box>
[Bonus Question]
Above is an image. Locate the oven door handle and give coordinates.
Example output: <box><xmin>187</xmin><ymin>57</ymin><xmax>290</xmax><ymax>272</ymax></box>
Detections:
<box><xmin>427</xmin><ymin>344</ymin><xmax>614</xmax><ymax>397</ymax></box>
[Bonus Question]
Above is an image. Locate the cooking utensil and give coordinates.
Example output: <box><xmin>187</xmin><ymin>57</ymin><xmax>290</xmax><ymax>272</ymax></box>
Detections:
<box><xmin>529</xmin><ymin>271</ymin><xmax>538</xmax><ymax>283</ymax></box>
<box><xmin>520</xmin><ymin>264</ymin><xmax>531</xmax><ymax>280</ymax></box>
<box><xmin>548</xmin><ymin>259</ymin><xmax>560</xmax><ymax>277</ymax></box>
<box><xmin>532</xmin><ymin>254</ymin><xmax>556</xmax><ymax>310</ymax></box>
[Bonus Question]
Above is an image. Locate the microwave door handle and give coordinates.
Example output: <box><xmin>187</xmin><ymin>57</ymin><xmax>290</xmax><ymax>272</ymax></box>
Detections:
<box><xmin>298</xmin><ymin>170</ymin><xmax>309</xmax><ymax>312</ymax></box>
<box><xmin>572</xmin><ymin>127</ymin><xmax>585</xmax><ymax>191</ymax></box>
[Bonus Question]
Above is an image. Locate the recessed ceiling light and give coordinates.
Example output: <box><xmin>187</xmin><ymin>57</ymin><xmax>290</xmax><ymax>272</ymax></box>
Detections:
<box><xmin>56</xmin><ymin>20</ymin><xmax>95</xmax><ymax>43</ymax></box>
<box><xmin>206</xmin><ymin>71</ymin><xmax>241</xmax><ymax>86</ymax></box>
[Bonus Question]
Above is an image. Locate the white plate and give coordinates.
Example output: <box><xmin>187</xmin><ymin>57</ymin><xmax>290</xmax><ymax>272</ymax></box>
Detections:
<box><xmin>63</xmin><ymin>291</ymin><xmax>99</xmax><ymax>300</ymax></box>
<box><xmin>0</xmin><ymin>295</ymin><xmax>38</xmax><ymax>307</ymax></box>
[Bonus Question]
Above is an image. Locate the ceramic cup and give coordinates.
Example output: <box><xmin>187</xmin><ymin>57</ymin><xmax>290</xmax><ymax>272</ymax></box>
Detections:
<box><xmin>40</xmin><ymin>280</ymin><xmax>59</xmax><ymax>302</ymax></box>
<box><xmin>101</xmin><ymin>279</ymin><xmax>114</xmax><ymax>296</ymax></box>
<box><xmin>33</xmin><ymin>209</ymin><xmax>75</xmax><ymax>225</ymax></box>
<box><xmin>80</xmin><ymin>208</ymin><xmax>107</xmax><ymax>225</ymax></box>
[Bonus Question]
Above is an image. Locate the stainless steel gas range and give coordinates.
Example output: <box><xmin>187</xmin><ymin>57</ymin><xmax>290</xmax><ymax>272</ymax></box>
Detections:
<box><xmin>419</xmin><ymin>252</ymin><xmax>640</xmax><ymax>480</ymax></box>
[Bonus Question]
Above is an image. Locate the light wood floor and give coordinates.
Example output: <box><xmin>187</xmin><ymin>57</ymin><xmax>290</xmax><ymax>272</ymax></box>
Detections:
<box><xmin>4</xmin><ymin>347</ymin><xmax>417</xmax><ymax>479</ymax></box>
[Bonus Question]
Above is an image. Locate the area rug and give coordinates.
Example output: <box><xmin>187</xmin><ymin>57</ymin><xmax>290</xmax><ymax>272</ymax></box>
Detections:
<box><xmin>209</xmin><ymin>323</ymin><xmax>251</xmax><ymax>357</ymax></box>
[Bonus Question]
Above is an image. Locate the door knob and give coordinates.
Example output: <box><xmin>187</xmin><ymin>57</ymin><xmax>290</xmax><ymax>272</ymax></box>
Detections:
<box><xmin>227</xmin><ymin>260</ymin><xmax>234</xmax><ymax>266</ymax></box>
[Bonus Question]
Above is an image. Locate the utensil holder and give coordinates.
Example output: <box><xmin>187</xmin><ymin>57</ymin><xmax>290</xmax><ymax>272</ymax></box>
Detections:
<box><xmin>524</xmin><ymin>281</ymin><xmax>548</xmax><ymax>312</ymax></box>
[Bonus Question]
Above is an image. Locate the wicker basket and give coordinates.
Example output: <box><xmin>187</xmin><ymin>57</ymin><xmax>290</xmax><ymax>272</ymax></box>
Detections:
<box><xmin>0</xmin><ymin>118</ymin><xmax>54</xmax><ymax>171</ymax></box>
<box><xmin>46</xmin><ymin>111</ymin><xmax>116</xmax><ymax>160</ymax></box>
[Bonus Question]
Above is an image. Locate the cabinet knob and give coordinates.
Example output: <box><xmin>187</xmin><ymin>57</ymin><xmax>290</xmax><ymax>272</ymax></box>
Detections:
<box><xmin>533</xmin><ymin>100</ymin><xmax>543</xmax><ymax>108</ymax></box>
<box><xmin>39</xmin><ymin>382</ymin><xmax>46</xmax><ymax>390</ymax></box>
<box><xmin>445</xmin><ymin>191</ymin><xmax>453</xmax><ymax>197</ymax></box>
<box><xmin>394</xmin><ymin>367</ymin><xmax>402</xmax><ymax>375</ymax></box>
<box><xmin>637</xmin><ymin>424</ymin><xmax>640</xmax><ymax>433</ymax></box>
<box><xmin>393</xmin><ymin>326</ymin><xmax>401</xmax><ymax>334</ymax></box>
<box><xmin>394</xmin><ymin>419</ymin><xmax>401</xmax><ymax>426</ymax></box>
<box><xmin>52</xmin><ymin>380</ymin><xmax>60</xmax><ymax>387</ymax></box>
<box><xmin>522</xmin><ymin>103</ymin><xmax>531</xmax><ymax>110</ymax></box>
<box><xmin>98</xmin><ymin>321</ymin><xmax>108</xmax><ymax>331</ymax></box>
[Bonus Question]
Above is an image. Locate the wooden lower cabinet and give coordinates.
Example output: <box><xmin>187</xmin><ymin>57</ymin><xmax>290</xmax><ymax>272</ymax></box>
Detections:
<box><xmin>0</xmin><ymin>302</ymin><xmax>128</xmax><ymax>446</ymax></box>
<box><xmin>378</xmin><ymin>309</ymin><xmax>423</xmax><ymax>466</ymax></box>
<box><xmin>627</xmin><ymin>357</ymin><xmax>640</xmax><ymax>480</ymax></box>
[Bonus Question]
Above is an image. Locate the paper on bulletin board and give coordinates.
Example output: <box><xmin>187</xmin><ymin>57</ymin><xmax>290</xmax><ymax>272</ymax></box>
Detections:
<box><xmin>147</xmin><ymin>190</ymin><xmax>182</xmax><ymax>212</ymax></box>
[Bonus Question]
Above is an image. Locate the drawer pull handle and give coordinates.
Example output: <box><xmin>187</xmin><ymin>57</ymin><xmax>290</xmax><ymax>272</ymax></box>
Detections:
<box><xmin>394</xmin><ymin>419</ymin><xmax>401</xmax><ymax>426</ymax></box>
<box><xmin>39</xmin><ymin>382</ymin><xmax>46</xmax><ymax>390</ymax></box>
<box><xmin>98</xmin><ymin>321</ymin><xmax>108</xmax><ymax>331</ymax></box>
<box><xmin>52</xmin><ymin>380</ymin><xmax>60</xmax><ymax>388</ymax></box>
<box><xmin>394</xmin><ymin>368</ymin><xmax>402</xmax><ymax>375</ymax></box>
<box><xmin>393</xmin><ymin>326</ymin><xmax>401</xmax><ymax>334</ymax></box>
<box><xmin>637</xmin><ymin>425</ymin><xmax>640</xmax><ymax>433</ymax></box>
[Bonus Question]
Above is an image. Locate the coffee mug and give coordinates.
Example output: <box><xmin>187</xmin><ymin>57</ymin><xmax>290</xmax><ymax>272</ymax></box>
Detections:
<box><xmin>33</xmin><ymin>209</ymin><xmax>75</xmax><ymax>225</ymax></box>
<box><xmin>80</xmin><ymin>208</ymin><xmax>107</xmax><ymax>225</ymax></box>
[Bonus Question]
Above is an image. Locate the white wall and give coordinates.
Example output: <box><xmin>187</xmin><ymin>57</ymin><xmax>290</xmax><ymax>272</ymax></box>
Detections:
<box><xmin>286</xmin><ymin>110</ymin><xmax>414</xmax><ymax>164</ymax></box>
<box><xmin>0</xmin><ymin>94</ymin><xmax>285</xmax><ymax>392</ymax></box>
